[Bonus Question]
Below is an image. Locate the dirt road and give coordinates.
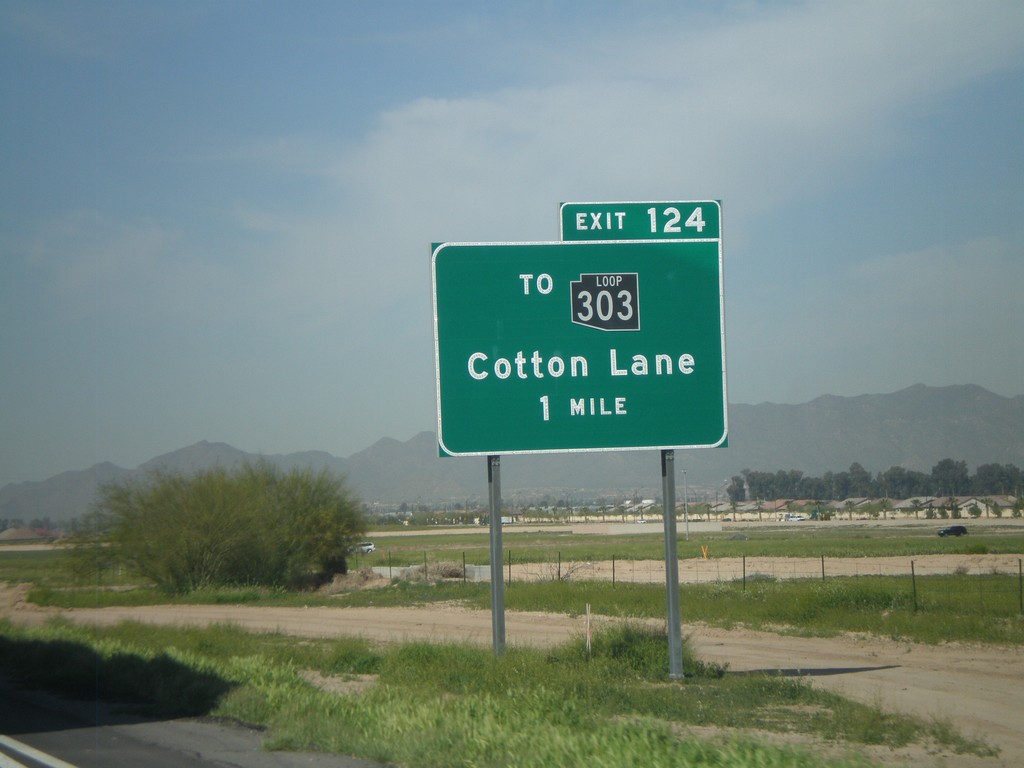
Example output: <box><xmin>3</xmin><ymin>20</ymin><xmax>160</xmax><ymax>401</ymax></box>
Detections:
<box><xmin>2</xmin><ymin>582</ymin><xmax>1021</xmax><ymax>767</ymax></box>
<box><xmin>692</xmin><ymin>625</ymin><xmax>1023</xmax><ymax>768</ymax></box>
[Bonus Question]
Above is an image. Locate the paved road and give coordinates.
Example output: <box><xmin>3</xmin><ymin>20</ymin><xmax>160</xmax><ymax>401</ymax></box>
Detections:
<box><xmin>0</xmin><ymin>679</ymin><xmax>383</xmax><ymax>768</ymax></box>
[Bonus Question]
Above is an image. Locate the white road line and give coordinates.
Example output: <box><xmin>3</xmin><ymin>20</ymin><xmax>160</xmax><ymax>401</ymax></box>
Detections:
<box><xmin>0</xmin><ymin>736</ymin><xmax>79</xmax><ymax>768</ymax></box>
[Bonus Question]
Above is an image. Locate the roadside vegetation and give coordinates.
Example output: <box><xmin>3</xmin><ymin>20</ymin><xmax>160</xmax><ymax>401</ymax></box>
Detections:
<box><xmin>2</xmin><ymin>523</ymin><xmax>1019</xmax><ymax>766</ymax></box>
<box><xmin>0</xmin><ymin>618</ymin><xmax>993</xmax><ymax>767</ymax></box>
<box><xmin>355</xmin><ymin>527</ymin><xmax>1024</xmax><ymax>565</ymax></box>
<box><xmin>17</xmin><ymin>574</ymin><xmax>1023</xmax><ymax>646</ymax></box>
<box><xmin>66</xmin><ymin>463</ymin><xmax>365</xmax><ymax>593</ymax></box>
<box><xmin>4</xmin><ymin>525</ymin><xmax>1023</xmax><ymax>646</ymax></box>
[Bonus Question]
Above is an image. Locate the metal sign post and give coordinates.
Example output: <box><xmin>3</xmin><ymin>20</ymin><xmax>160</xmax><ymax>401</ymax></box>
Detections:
<box><xmin>662</xmin><ymin>449</ymin><xmax>684</xmax><ymax>679</ymax></box>
<box><xmin>487</xmin><ymin>455</ymin><xmax>505</xmax><ymax>655</ymax></box>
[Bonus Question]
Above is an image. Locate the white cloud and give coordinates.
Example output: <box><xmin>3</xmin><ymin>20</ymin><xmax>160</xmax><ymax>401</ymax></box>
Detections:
<box><xmin>4</xmin><ymin>1</ymin><xmax>1022</xmax><ymax>486</ymax></box>
<box><xmin>311</xmin><ymin>1</ymin><xmax>1024</xmax><ymax>223</ymax></box>
<box><xmin>211</xmin><ymin>0</ymin><xmax>1024</xmax><ymax>408</ymax></box>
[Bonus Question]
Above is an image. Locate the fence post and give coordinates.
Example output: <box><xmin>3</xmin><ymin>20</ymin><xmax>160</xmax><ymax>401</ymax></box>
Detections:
<box><xmin>612</xmin><ymin>555</ymin><xmax>616</xmax><ymax>587</ymax></box>
<box><xmin>557</xmin><ymin>551</ymin><xmax>561</xmax><ymax>582</ymax></box>
<box><xmin>507</xmin><ymin>549</ymin><xmax>512</xmax><ymax>585</ymax></box>
<box><xmin>463</xmin><ymin>552</ymin><xmax>467</xmax><ymax>583</ymax></box>
<box><xmin>911</xmin><ymin>560</ymin><xmax>918</xmax><ymax>612</ymax></box>
<box><xmin>821</xmin><ymin>555</ymin><xmax>825</xmax><ymax>581</ymax></box>
<box><xmin>388</xmin><ymin>550</ymin><xmax>393</xmax><ymax>580</ymax></box>
<box><xmin>742</xmin><ymin>555</ymin><xmax>747</xmax><ymax>592</ymax></box>
<box><xmin>1019</xmin><ymin>559</ymin><xmax>1022</xmax><ymax>614</ymax></box>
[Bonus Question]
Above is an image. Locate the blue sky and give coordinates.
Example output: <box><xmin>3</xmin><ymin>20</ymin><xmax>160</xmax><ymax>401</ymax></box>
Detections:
<box><xmin>2</xmin><ymin>1</ymin><xmax>1023</xmax><ymax>486</ymax></box>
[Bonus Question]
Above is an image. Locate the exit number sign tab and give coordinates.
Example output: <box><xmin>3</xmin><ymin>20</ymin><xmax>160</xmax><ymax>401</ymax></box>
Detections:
<box><xmin>560</xmin><ymin>200</ymin><xmax>720</xmax><ymax>241</ymax></box>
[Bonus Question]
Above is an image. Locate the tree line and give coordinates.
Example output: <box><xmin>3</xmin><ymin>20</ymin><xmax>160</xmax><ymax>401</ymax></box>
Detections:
<box><xmin>727</xmin><ymin>459</ymin><xmax>1022</xmax><ymax>503</ymax></box>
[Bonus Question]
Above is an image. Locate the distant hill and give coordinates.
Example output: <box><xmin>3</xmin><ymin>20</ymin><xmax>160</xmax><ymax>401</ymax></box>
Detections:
<box><xmin>2</xmin><ymin>384</ymin><xmax>1021</xmax><ymax>526</ymax></box>
<box><xmin>722</xmin><ymin>384</ymin><xmax>1024</xmax><ymax>475</ymax></box>
<box><xmin>0</xmin><ymin>462</ymin><xmax>128</xmax><ymax>527</ymax></box>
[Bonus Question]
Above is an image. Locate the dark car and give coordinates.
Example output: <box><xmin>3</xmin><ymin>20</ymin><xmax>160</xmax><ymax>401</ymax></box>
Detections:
<box><xmin>938</xmin><ymin>525</ymin><xmax>967</xmax><ymax>537</ymax></box>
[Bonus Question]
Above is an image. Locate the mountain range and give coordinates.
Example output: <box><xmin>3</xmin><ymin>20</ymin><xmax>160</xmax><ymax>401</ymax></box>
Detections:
<box><xmin>3</xmin><ymin>384</ymin><xmax>1022</xmax><ymax>526</ymax></box>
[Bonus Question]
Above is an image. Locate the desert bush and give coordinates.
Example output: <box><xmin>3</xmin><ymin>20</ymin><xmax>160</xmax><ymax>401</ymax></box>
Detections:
<box><xmin>69</xmin><ymin>463</ymin><xmax>365</xmax><ymax>593</ymax></box>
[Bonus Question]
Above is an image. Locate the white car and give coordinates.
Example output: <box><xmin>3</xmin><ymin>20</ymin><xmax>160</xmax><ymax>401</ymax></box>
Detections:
<box><xmin>351</xmin><ymin>542</ymin><xmax>375</xmax><ymax>554</ymax></box>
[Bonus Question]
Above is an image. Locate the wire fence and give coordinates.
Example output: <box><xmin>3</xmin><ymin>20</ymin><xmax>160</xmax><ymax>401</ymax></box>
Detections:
<box><xmin>372</xmin><ymin>553</ymin><xmax>1024</xmax><ymax>615</ymax></box>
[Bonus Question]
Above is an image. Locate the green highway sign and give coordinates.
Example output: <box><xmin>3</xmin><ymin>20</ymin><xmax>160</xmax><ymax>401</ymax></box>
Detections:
<box><xmin>560</xmin><ymin>200</ymin><xmax>720</xmax><ymax>241</ymax></box>
<box><xmin>432</xmin><ymin>237</ymin><xmax>727</xmax><ymax>455</ymax></box>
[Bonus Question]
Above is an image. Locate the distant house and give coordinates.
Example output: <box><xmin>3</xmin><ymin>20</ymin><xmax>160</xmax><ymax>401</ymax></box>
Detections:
<box><xmin>709</xmin><ymin>501</ymin><xmax>733</xmax><ymax>516</ymax></box>
<box><xmin>893</xmin><ymin>496</ymin><xmax>933</xmax><ymax>510</ymax></box>
<box><xmin>830</xmin><ymin>498</ymin><xmax>871</xmax><ymax>511</ymax></box>
<box><xmin>0</xmin><ymin>526</ymin><xmax>57</xmax><ymax>543</ymax></box>
<box><xmin>953</xmin><ymin>495</ymin><xmax>1017</xmax><ymax>517</ymax></box>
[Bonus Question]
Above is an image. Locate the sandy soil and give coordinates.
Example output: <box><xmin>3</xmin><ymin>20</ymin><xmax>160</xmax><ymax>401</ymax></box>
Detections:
<box><xmin>692</xmin><ymin>625</ymin><xmax>1023</xmax><ymax>768</ymax></box>
<box><xmin>2</xmin><ymin>573</ymin><xmax>1022</xmax><ymax>768</ymax></box>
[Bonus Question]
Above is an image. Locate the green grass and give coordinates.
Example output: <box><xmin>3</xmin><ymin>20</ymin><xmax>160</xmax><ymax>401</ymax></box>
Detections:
<box><xmin>30</xmin><ymin>573</ymin><xmax>1021</xmax><ymax>645</ymax></box>
<box><xmin>681</xmin><ymin>575</ymin><xmax>1024</xmax><ymax>644</ymax></box>
<box><xmin>0</xmin><ymin>619</ymin><xmax>994</xmax><ymax>766</ymax></box>
<box><xmin>4</xmin><ymin>527</ymin><xmax>1014</xmax><ymax>765</ymax></box>
<box><xmin>326</xmin><ymin>575</ymin><xmax>1024</xmax><ymax>645</ymax></box>
<box><xmin>0</xmin><ymin>548</ymin><xmax>71</xmax><ymax>587</ymax></box>
<box><xmin>5</xmin><ymin>526</ymin><xmax>1024</xmax><ymax>649</ymax></box>
<box><xmin>355</xmin><ymin>527</ymin><xmax>1024</xmax><ymax>567</ymax></box>
<box><xmin>26</xmin><ymin>583</ymin><xmax>294</xmax><ymax>609</ymax></box>
<box><xmin>4</xmin><ymin>526</ymin><xmax>1021</xmax><ymax>579</ymax></box>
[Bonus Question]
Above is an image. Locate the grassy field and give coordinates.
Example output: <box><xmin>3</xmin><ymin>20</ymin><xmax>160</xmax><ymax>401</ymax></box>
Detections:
<box><xmin>5</xmin><ymin>527</ymin><xmax>1024</xmax><ymax>646</ymax></box>
<box><xmin>1</xmin><ymin>527</ymin><xmax>1020</xmax><ymax>766</ymax></box>
<box><xmin>0</xmin><ymin>618</ymin><xmax>993</xmax><ymax>767</ymax></box>
<box><xmin>352</xmin><ymin>525</ymin><xmax>1024</xmax><ymax>567</ymax></box>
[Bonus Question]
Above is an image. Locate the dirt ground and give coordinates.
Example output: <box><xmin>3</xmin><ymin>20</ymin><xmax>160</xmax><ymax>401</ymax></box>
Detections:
<box><xmin>2</xmin><ymin>566</ymin><xmax>1022</xmax><ymax>768</ymax></box>
<box><xmin>509</xmin><ymin>553</ymin><xmax>1024</xmax><ymax>583</ymax></box>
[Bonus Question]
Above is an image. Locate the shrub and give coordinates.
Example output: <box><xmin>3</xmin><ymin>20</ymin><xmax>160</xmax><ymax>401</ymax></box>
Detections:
<box><xmin>71</xmin><ymin>463</ymin><xmax>365</xmax><ymax>593</ymax></box>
